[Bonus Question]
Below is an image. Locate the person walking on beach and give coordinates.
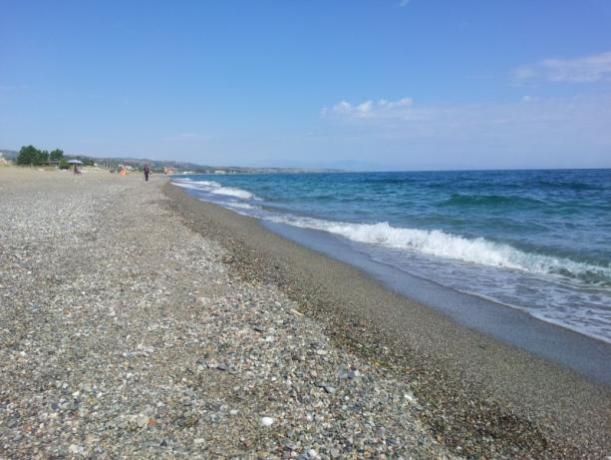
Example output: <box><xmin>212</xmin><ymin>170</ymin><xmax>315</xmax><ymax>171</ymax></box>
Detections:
<box><xmin>143</xmin><ymin>164</ymin><xmax>150</xmax><ymax>182</ymax></box>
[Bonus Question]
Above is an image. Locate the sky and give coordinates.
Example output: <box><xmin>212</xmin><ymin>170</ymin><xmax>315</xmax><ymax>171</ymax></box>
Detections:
<box><xmin>1</xmin><ymin>0</ymin><xmax>610</xmax><ymax>170</ymax></box>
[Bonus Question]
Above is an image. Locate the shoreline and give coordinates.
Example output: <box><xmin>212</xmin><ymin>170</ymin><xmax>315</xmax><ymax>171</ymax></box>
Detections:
<box><xmin>165</xmin><ymin>181</ymin><xmax>610</xmax><ymax>458</ymax></box>
<box><xmin>262</xmin><ymin>219</ymin><xmax>611</xmax><ymax>384</ymax></box>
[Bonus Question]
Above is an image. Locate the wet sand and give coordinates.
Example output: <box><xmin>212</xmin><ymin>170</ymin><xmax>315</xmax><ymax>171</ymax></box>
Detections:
<box><xmin>165</xmin><ymin>181</ymin><xmax>611</xmax><ymax>458</ymax></box>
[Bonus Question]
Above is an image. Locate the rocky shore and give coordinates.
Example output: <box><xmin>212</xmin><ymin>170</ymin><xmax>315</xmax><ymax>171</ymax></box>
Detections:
<box><xmin>1</xmin><ymin>169</ymin><xmax>452</xmax><ymax>458</ymax></box>
<box><xmin>1</xmin><ymin>168</ymin><xmax>608</xmax><ymax>459</ymax></box>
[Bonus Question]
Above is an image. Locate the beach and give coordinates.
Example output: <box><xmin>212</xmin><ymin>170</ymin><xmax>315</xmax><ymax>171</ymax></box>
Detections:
<box><xmin>1</xmin><ymin>168</ymin><xmax>609</xmax><ymax>458</ymax></box>
<box><xmin>165</xmin><ymin>180</ymin><xmax>611</xmax><ymax>458</ymax></box>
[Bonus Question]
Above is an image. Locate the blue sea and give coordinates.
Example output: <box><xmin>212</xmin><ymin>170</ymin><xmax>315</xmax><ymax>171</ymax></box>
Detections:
<box><xmin>173</xmin><ymin>169</ymin><xmax>611</xmax><ymax>344</ymax></box>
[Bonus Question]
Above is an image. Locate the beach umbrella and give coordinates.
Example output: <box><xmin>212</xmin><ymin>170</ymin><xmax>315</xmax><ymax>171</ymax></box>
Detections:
<box><xmin>68</xmin><ymin>159</ymin><xmax>83</xmax><ymax>165</ymax></box>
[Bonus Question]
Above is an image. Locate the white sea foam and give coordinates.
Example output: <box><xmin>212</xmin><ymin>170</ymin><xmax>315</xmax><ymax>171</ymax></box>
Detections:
<box><xmin>172</xmin><ymin>179</ymin><xmax>221</xmax><ymax>191</ymax></box>
<box><xmin>172</xmin><ymin>181</ymin><xmax>205</xmax><ymax>191</ymax></box>
<box><xmin>193</xmin><ymin>180</ymin><xmax>222</xmax><ymax>188</ymax></box>
<box><xmin>172</xmin><ymin>179</ymin><xmax>257</xmax><ymax>200</ymax></box>
<box><xmin>226</xmin><ymin>202</ymin><xmax>255</xmax><ymax>210</ymax></box>
<box><xmin>210</xmin><ymin>187</ymin><xmax>254</xmax><ymax>199</ymax></box>
<box><xmin>271</xmin><ymin>216</ymin><xmax>611</xmax><ymax>284</ymax></box>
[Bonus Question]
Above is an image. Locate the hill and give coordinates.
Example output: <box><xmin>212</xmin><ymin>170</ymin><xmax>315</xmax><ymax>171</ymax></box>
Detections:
<box><xmin>1</xmin><ymin>149</ymin><xmax>342</xmax><ymax>174</ymax></box>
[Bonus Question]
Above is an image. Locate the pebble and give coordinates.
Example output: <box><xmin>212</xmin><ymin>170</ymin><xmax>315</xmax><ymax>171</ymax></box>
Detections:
<box><xmin>68</xmin><ymin>444</ymin><xmax>84</xmax><ymax>455</ymax></box>
<box><xmin>260</xmin><ymin>416</ymin><xmax>275</xmax><ymax>427</ymax></box>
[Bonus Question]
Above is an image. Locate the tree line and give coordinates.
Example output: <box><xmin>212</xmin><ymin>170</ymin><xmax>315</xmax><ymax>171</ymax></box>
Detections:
<box><xmin>16</xmin><ymin>145</ymin><xmax>93</xmax><ymax>168</ymax></box>
<box><xmin>17</xmin><ymin>145</ymin><xmax>64</xmax><ymax>165</ymax></box>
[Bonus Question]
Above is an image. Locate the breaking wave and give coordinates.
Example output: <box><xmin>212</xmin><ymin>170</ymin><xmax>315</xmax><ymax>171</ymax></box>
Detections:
<box><xmin>172</xmin><ymin>179</ymin><xmax>258</xmax><ymax>200</ymax></box>
<box><xmin>270</xmin><ymin>216</ymin><xmax>611</xmax><ymax>286</ymax></box>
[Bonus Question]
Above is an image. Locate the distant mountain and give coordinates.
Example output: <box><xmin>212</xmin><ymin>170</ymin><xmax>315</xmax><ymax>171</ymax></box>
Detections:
<box><xmin>87</xmin><ymin>156</ymin><xmax>213</xmax><ymax>172</ymax></box>
<box><xmin>247</xmin><ymin>158</ymin><xmax>380</xmax><ymax>172</ymax></box>
<box><xmin>0</xmin><ymin>148</ymin><xmax>343</xmax><ymax>174</ymax></box>
<box><xmin>87</xmin><ymin>155</ymin><xmax>342</xmax><ymax>174</ymax></box>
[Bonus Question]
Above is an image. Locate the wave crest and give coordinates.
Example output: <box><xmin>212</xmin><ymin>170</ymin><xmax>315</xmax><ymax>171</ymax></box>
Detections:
<box><xmin>210</xmin><ymin>187</ymin><xmax>254</xmax><ymax>199</ymax></box>
<box><xmin>277</xmin><ymin>217</ymin><xmax>611</xmax><ymax>286</ymax></box>
<box><xmin>172</xmin><ymin>179</ymin><xmax>258</xmax><ymax>200</ymax></box>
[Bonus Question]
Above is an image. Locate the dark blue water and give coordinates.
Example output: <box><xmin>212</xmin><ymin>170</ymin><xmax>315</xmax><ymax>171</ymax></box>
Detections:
<box><xmin>173</xmin><ymin>169</ymin><xmax>611</xmax><ymax>343</ymax></box>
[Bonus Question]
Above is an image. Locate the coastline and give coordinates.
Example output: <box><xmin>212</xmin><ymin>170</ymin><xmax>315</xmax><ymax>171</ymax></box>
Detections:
<box><xmin>1</xmin><ymin>167</ymin><xmax>608</xmax><ymax>458</ymax></box>
<box><xmin>164</xmin><ymin>181</ymin><xmax>611</xmax><ymax>458</ymax></box>
<box><xmin>263</xmin><ymin>219</ymin><xmax>611</xmax><ymax>384</ymax></box>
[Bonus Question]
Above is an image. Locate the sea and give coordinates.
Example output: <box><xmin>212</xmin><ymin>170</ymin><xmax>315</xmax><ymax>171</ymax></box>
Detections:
<box><xmin>173</xmin><ymin>169</ymin><xmax>611</xmax><ymax>346</ymax></box>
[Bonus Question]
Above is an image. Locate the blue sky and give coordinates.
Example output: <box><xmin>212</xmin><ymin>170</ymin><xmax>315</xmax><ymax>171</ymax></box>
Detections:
<box><xmin>1</xmin><ymin>1</ymin><xmax>610</xmax><ymax>170</ymax></box>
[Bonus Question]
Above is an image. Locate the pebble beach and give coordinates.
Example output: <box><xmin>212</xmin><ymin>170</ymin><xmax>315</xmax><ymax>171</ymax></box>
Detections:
<box><xmin>1</xmin><ymin>168</ymin><xmax>609</xmax><ymax>458</ymax></box>
<box><xmin>0</xmin><ymin>168</ymin><xmax>452</xmax><ymax>458</ymax></box>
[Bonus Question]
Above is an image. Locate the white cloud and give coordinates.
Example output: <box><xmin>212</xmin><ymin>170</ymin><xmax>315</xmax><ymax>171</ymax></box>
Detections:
<box><xmin>322</xmin><ymin>97</ymin><xmax>414</xmax><ymax>119</ymax></box>
<box><xmin>319</xmin><ymin>94</ymin><xmax>611</xmax><ymax>168</ymax></box>
<box><xmin>321</xmin><ymin>94</ymin><xmax>611</xmax><ymax>153</ymax></box>
<box><xmin>514</xmin><ymin>51</ymin><xmax>611</xmax><ymax>83</ymax></box>
<box><xmin>398</xmin><ymin>0</ymin><xmax>410</xmax><ymax>7</ymax></box>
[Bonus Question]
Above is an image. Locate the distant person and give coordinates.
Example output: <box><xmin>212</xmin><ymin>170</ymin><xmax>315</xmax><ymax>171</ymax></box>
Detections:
<box><xmin>143</xmin><ymin>164</ymin><xmax>150</xmax><ymax>182</ymax></box>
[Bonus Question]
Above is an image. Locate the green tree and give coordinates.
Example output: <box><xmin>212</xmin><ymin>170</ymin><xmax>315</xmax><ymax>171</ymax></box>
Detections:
<box><xmin>49</xmin><ymin>149</ymin><xmax>64</xmax><ymax>162</ymax></box>
<box><xmin>17</xmin><ymin>145</ymin><xmax>54</xmax><ymax>165</ymax></box>
<box><xmin>38</xmin><ymin>150</ymin><xmax>49</xmax><ymax>165</ymax></box>
<box><xmin>17</xmin><ymin>145</ymin><xmax>39</xmax><ymax>165</ymax></box>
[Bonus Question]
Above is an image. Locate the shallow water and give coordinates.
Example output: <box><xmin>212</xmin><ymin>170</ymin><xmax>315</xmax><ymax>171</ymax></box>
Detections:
<box><xmin>173</xmin><ymin>169</ymin><xmax>611</xmax><ymax>344</ymax></box>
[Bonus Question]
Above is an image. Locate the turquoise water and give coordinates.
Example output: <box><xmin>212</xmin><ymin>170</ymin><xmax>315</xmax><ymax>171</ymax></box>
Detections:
<box><xmin>173</xmin><ymin>169</ymin><xmax>611</xmax><ymax>343</ymax></box>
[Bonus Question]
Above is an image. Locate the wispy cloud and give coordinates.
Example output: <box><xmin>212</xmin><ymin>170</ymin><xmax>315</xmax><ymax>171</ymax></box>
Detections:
<box><xmin>398</xmin><ymin>0</ymin><xmax>410</xmax><ymax>7</ymax></box>
<box><xmin>514</xmin><ymin>50</ymin><xmax>611</xmax><ymax>83</ymax></box>
<box><xmin>322</xmin><ymin>98</ymin><xmax>414</xmax><ymax>119</ymax></box>
<box><xmin>321</xmin><ymin>95</ymin><xmax>611</xmax><ymax>151</ymax></box>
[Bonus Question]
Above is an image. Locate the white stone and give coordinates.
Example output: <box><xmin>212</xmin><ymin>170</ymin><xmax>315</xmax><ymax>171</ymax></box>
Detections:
<box><xmin>68</xmin><ymin>444</ymin><xmax>84</xmax><ymax>454</ymax></box>
<box><xmin>260</xmin><ymin>416</ymin><xmax>274</xmax><ymax>426</ymax></box>
<box><xmin>135</xmin><ymin>414</ymin><xmax>149</xmax><ymax>428</ymax></box>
